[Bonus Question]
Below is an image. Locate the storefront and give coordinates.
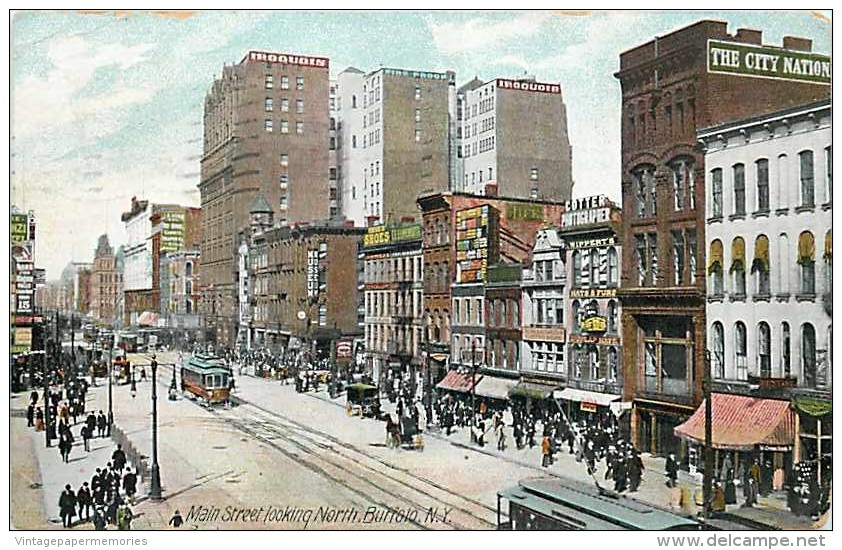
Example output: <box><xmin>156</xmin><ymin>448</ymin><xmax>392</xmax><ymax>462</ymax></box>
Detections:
<box><xmin>554</xmin><ymin>387</ymin><xmax>623</xmax><ymax>428</ymax></box>
<box><xmin>474</xmin><ymin>374</ymin><xmax>519</xmax><ymax>410</ymax></box>
<box><xmin>509</xmin><ymin>379</ymin><xmax>560</xmax><ymax>415</ymax></box>
<box><xmin>675</xmin><ymin>393</ymin><xmax>794</xmax><ymax>486</ymax></box>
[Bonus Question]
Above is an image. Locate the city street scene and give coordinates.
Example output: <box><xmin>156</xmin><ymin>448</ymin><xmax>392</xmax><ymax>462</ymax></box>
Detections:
<box><xmin>9</xmin><ymin>10</ymin><xmax>832</xmax><ymax>534</ymax></box>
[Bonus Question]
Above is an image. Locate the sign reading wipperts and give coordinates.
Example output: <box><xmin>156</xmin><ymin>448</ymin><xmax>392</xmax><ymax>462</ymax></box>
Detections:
<box><xmin>708</xmin><ymin>40</ymin><xmax>831</xmax><ymax>85</ymax></box>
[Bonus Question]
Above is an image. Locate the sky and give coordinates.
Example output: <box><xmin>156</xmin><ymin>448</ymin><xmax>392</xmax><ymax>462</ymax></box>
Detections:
<box><xmin>8</xmin><ymin>9</ymin><xmax>832</xmax><ymax>280</ymax></box>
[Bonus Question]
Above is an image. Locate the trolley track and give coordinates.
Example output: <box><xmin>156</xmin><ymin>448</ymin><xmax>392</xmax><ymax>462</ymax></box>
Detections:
<box><xmin>142</xmin><ymin>356</ymin><xmax>498</xmax><ymax>530</ymax></box>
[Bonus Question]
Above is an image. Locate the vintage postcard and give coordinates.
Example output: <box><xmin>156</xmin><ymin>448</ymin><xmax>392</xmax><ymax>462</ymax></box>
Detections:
<box><xmin>8</xmin><ymin>9</ymin><xmax>832</xmax><ymax>539</ymax></box>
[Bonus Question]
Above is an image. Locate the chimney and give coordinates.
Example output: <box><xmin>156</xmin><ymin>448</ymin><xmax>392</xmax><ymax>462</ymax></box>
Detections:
<box><xmin>485</xmin><ymin>183</ymin><xmax>498</xmax><ymax>197</ymax></box>
<box><xmin>783</xmin><ymin>36</ymin><xmax>813</xmax><ymax>52</ymax></box>
<box><xmin>366</xmin><ymin>215</ymin><xmax>380</xmax><ymax>227</ymax></box>
<box><xmin>735</xmin><ymin>28</ymin><xmax>763</xmax><ymax>45</ymax></box>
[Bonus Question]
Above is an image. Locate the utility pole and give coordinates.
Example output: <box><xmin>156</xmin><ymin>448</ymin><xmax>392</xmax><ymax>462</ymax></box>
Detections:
<box><xmin>70</xmin><ymin>314</ymin><xmax>75</xmax><ymax>382</ymax></box>
<box><xmin>107</xmin><ymin>335</ymin><xmax>113</xmax><ymax>436</ymax></box>
<box><xmin>43</xmin><ymin>323</ymin><xmax>52</xmax><ymax>448</ymax></box>
<box><xmin>703</xmin><ymin>350</ymin><xmax>713</xmax><ymax>521</ymax></box>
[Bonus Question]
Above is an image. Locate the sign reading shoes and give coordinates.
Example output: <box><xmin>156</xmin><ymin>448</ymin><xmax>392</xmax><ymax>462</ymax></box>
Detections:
<box><xmin>708</xmin><ymin>40</ymin><xmax>831</xmax><ymax>85</ymax></box>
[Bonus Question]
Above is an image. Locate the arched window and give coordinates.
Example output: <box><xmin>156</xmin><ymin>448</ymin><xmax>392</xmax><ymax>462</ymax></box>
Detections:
<box><xmin>572</xmin><ymin>251</ymin><xmax>582</xmax><ymax>286</ymax></box>
<box><xmin>632</xmin><ymin>165</ymin><xmax>655</xmax><ymax>218</ymax></box>
<box><xmin>799</xmin><ymin>150</ymin><xmax>815</xmax><ymax>207</ymax></box>
<box><xmin>571</xmin><ymin>300</ymin><xmax>581</xmax><ymax>332</ymax></box>
<box><xmin>711</xmin><ymin>322</ymin><xmax>725</xmax><ymax>379</ymax></box>
<box><xmin>607</xmin><ymin>300</ymin><xmax>618</xmax><ymax>333</ymax></box>
<box><xmin>607</xmin><ymin>347</ymin><xmax>619</xmax><ymax>381</ymax></box>
<box><xmin>782</xmin><ymin>322</ymin><xmax>791</xmax><ymax>377</ymax></box>
<box><xmin>802</xmin><ymin>323</ymin><xmax>816</xmax><ymax>387</ymax></box>
<box><xmin>588</xmin><ymin>345</ymin><xmax>600</xmax><ymax>380</ymax></box>
<box><xmin>589</xmin><ymin>249</ymin><xmax>599</xmax><ymax>285</ymax></box>
<box><xmin>730</xmin><ymin>237</ymin><xmax>746</xmax><ymax>297</ymax></box>
<box><xmin>758</xmin><ymin>322</ymin><xmax>771</xmax><ymax>378</ymax></box>
<box><xmin>709</xmin><ymin>239</ymin><xmax>724</xmax><ymax>296</ymax></box>
<box><xmin>607</xmin><ymin>247</ymin><xmax>619</xmax><ymax>286</ymax></box>
<box><xmin>798</xmin><ymin>231</ymin><xmax>816</xmax><ymax>295</ymax></box>
<box><xmin>751</xmin><ymin>235</ymin><xmax>770</xmax><ymax>297</ymax></box>
<box><xmin>671</xmin><ymin>158</ymin><xmax>693</xmax><ymax>211</ymax></box>
<box><xmin>735</xmin><ymin>321</ymin><xmax>747</xmax><ymax>380</ymax></box>
<box><xmin>185</xmin><ymin>261</ymin><xmax>193</xmax><ymax>277</ymax></box>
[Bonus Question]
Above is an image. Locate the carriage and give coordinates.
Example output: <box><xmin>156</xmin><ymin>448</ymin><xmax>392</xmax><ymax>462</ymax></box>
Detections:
<box><xmin>345</xmin><ymin>383</ymin><xmax>379</xmax><ymax>418</ymax></box>
<box><xmin>180</xmin><ymin>353</ymin><xmax>231</xmax><ymax>405</ymax></box>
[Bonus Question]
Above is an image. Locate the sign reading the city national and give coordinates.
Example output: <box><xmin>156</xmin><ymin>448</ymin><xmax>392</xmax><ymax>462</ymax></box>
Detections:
<box><xmin>708</xmin><ymin>40</ymin><xmax>831</xmax><ymax>85</ymax></box>
<box><xmin>455</xmin><ymin>205</ymin><xmax>498</xmax><ymax>283</ymax></box>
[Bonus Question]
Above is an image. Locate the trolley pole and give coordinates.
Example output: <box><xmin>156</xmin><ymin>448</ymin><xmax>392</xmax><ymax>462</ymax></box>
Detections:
<box><xmin>149</xmin><ymin>356</ymin><xmax>163</xmax><ymax>500</ymax></box>
<box><xmin>703</xmin><ymin>350</ymin><xmax>713</xmax><ymax>521</ymax></box>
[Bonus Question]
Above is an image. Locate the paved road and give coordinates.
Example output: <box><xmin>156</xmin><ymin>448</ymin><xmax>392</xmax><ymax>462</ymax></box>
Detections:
<box><xmin>10</xmin><ymin>350</ymin><xmax>825</xmax><ymax>531</ymax></box>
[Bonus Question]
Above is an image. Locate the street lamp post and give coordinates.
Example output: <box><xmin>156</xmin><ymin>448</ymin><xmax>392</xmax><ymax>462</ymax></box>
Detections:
<box><xmin>149</xmin><ymin>356</ymin><xmax>162</xmax><ymax>500</ymax></box>
<box><xmin>43</xmin><ymin>339</ymin><xmax>52</xmax><ymax>448</ymax></box>
<box><xmin>470</xmin><ymin>339</ymin><xmax>477</xmax><ymax>418</ymax></box>
<box><xmin>107</xmin><ymin>336</ymin><xmax>113</xmax><ymax>437</ymax></box>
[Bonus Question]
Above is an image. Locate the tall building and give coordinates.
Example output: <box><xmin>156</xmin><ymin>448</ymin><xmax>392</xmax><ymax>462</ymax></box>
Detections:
<box><xmin>121</xmin><ymin>197</ymin><xmax>153</xmax><ymax>325</ymax></box>
<box><xmin>90</xmin><ymin>234</ymin><xmax>121</xmax><ymax>325</ymax></box>
<box><xmin>614</xmin><ymin>20</ymin><xmax>830</xmax><ymax>459</ymax></box>
<box><xmin>691</xmin><ymin>99</ymin><xmax>831</xmax><ymax>480</ymax></box>
<box><xmin>337</xmin><ymin>67</ymin><xmax>455</xmax><ymax>227</ymax></box>
<box><xmin>456</xmin><ymin>76</ymin><xmax>574</xmax><ymax>201</ymax></box>
<box><xmin>200</xmin><ymin>50</ymin><xmax>331</xmax><ymax>346</ymax></box>
<box><xmin>60</xmin><ymin>261</ymin><xmax>92</xmax><ymax>314</ymax></box>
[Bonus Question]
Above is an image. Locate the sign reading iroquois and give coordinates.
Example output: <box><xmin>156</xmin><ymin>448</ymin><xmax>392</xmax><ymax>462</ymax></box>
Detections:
<box><xmin>708</xmin><ymin>40</ymin><xmax>831</xmax><ymax>85</ymax></box>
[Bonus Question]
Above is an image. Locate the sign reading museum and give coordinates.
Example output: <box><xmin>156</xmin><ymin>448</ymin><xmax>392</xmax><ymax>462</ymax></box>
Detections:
<box><xmin>707</xmin><ymin>39</ymin><xmax>831</xmax><ymax>85</ymax></box>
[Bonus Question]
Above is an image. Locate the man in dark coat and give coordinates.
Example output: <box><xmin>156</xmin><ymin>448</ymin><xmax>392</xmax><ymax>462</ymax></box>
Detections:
<box><xmin>58</xmin><ymin>484</ymin><xmax>77</xmax><ymax>528</ymax></box>
<box><xmin>665</xmin><ymin>453</ymin><xmax>679</xmax><ymax>488</ymax></box>
<box><xmin>26</xmin><ymin>402</ymin><xmax>35</xmax><ymax>427</ymax></box>
<box><xmin>123</xmin><ymin>468</ymin><xmax>138</xmax><ymax>504</ymax></box>
<box><xmin>112</xmin><ymin>444</ymin><xmax>127</xmax><ymax>473</ymax></box>
<box><xmin>86</xmin><ymin>412</ymin><xmax>96</xmax><ymax>436</ymax></box>
<box><xmin>80</xmin><ymin>424</ymin><xmax>92</xmax><ymax>451</ymax></box>
<box><xmin>92</xmin><ymin>506</ymin><xmax>107</xmax><ymax>530</ymax></box>
<box><xmin>629</xmin><ymin>450</ymin><xmax>645</xmax><ymax>492</ymax></box>
<box><xmin>96</xmin><ymin>411</ymin><xmax>107</xmax><ymax>438</ymax></box>
<box><xmin>77</xmin><ymin>482</ymin><xmax>92</xmax><ymax>521</ymax></box>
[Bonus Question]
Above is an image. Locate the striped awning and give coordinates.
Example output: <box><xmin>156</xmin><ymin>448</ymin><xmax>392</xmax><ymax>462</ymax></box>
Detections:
<box><xmin>474</xmin><ymin>375</ymin><xmax>518</xmax><ymax>400</ymax></box>
<box><xmin>674</xmin><ymin>393</ymin><xmax>794</xmax><ymax>451</ymax></box>
<box><xmin>436</xmin><ymin>370</ymin><xmax>479</xmax><ymax>393</ymax></box>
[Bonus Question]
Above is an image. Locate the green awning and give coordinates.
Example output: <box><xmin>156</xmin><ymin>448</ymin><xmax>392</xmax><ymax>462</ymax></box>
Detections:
<box><xmin>793</xmin><ymin>398</ymin><xmax>832</xmax><ymax>418</ymax></box>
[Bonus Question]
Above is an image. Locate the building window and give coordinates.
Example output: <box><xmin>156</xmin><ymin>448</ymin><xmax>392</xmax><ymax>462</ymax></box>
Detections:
<box><xmin>265</xmin><ymin>74</ymin><xmax>273</xmax><ymax>89</ymax></box>
<box><xmin>607</xmin><ymin>247</ymin><xmax>619</xmax><ymax>286</ymax></box>
<box><xmin>572</xmin><ymin>251</ymin><xmax>582</xmax><ymax>286</ymax></box>
<box><xmin>825</xmin><ymin>146</ymin><xmax>832</xmax><ymax>203</ymax></box>
<box><xmin>672</xmin><ymin>231</ymin><xmax>685</xmax><ymax>285</ymax></box>
<box><xmin>279</xmin><ymin>175</ymin><xmax>288</xmax><ymax>188</ymax></box>
<box><xmin>730</xmin><ymin>237</ymin><xmax>746</xmax><ymax>297</ymax></box>
<box><xmin>758</xmin><ymin>322</ymin><xmax>771</xmax><ymax>378</ymax></box>
<box><xmin>264</xmin><ymin>119</ymin><xmax>273</xmax><ymax>132</ymax></box>
<box><xmin>296</xmin><ymin>76</ymin><xmax>304</xmax><ymax>90</ymax></box>
<box><xmin>414</xmin><ymin>86</ymin><xmax>421</xmax><ymax>100</ymax></box>
<box><xmin>571</xmin><ymin>300</ymin><xmax>580</xmax><ymax>332</ymax></box>
<box><xmin>296</xmin><ymin>121</ymin><xmax>304</xmax><ymax>134</ymax></box>
<box><xmin>281</xmin><ymin>76</ymin><xmax>289</xmax><ymax>90</ymax></box>
<box><xmin>751</xmin><ymin>234</ymin><xmax>770</xmax><ymax>296</ymax></box>
<box><xmin>280</xmin><ymin>98</ymin><xmax>289</xmax><ymax>112</ymax></box>
<box><xmin>649</xmin><ymin>233</ymin><xmax>658</xmax><ymax>284</ymax></box>
<box><xmin>756</xmin><ymin>159</ymin><xmax>770</xmax><ymax>212</ymax></box>
<box><xmin>641</xmin><ymin>317</ymin><xmax>692</xmax><ymax>397</ymax></box>
<box><xmin>798</xmin><ymin>231</ymin><xmax>816</xmax><ymax>295</ymax></box>
<box><xmin>709</xmin><ymin>239</ymin><xmax>724</xmax><ymax>296</ymax></box>
<box><xmin>414</xmin><ymin>129</ymin><xmax>421</xmax><ymax>143</ymax></box>
<box><xmin>735</xmin><ymin>321</ymin><xmax>747</xmax><ymax>380</ymax></box>
<box><xmin>607</xmin><ymin>300</ymin><xmax>618</xmax><ymax>333</ymax></box>
<box><xmin>800</xmin><ymin>150</ymin><xmax>815</xmax><ymax>207</ymax></box>
<box><xmin>280</xmin><ymin>120</ymin><xmax>289</xmax><ymax>134</ymax></box>
<box><xmin>588</xmin><ymin>346</ymin><xmax>599</xmax><ymax>380</ymax></box>
<box><xmin>607</xmin><ymin>347</ymin><xmax>619</xmax><ymax>381</ymax></box>
<box><xmin>296</xmin><ymin>99</ymin><xmax>304</xmax><ymax>114</ymax></box>
<box><xmin>672</xmin><ymin>159</ymin><xmax>691</xmax><ymax>211</ymax></box>
<box><xmin>802</xmin><ymin>323</ymin><xmax>816</xmax><ymax>387</ymax></box>
<box><xmin>824</xmin><ymin>230</ymin><xmax>832</xmax><ymax>294</ymax></box>
<box><xmin>782</xmin><ymin>322</ymin><xmax>791</xmax><ymax>377</ymax></box>
<box><xmin>415</xmin><ymin>108</ymin><xmax>421</xmax><ymax>123</ymax></box>
<box><xmin>634</xmin><ymin>234</ymin><xmax>647</xmax><ymax>286</ymax></box>
<box><xmin>279</xmin><ymin>196</ymin><xmax>288</xmax><ymax>210</ymax></box>
<box><xmin>280</xmin><ymin>153</ymin><xmax>288</xmax><ymax>167</ymax></box>
<box><xmin>589</xmin><ymin>249</ymin><xmax>599</xmax><ymax>285</ymax></box>
<box><xmin>530</xmin><ymin>168</ymin><xmax>539</xmax><ymax>181</ymax></box>
<box><xmin>265</xmin><ymin>97</ymin><xmax>273</xmax><ymax>111</ymax></box>
<box><xmin>711</xmin><ymin>168</ymin><xmax>723</xmax><ymax>218</ymax></box>
<box><xmin>711</xmin><ymin>321</ymin><xmax>725</xmax><ymax>379</ymax></box>
<box><xmin>733</xmin><ymin>163</ymin><xmax>746</xmax><ymax>216</ymax></box>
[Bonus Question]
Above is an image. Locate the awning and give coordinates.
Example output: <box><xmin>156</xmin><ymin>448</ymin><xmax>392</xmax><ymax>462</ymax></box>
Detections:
<box><xmin>674</xmin><ymin>393</ymin><xmax>794</xmax><ymax>451</ymax></box>
<box><xmin>554</xmin><ymin>387</ymin><xmax>621</xmax><ymax>407</ymax></box>
<box><xmin>798</xmin><ymin>231</ymin><xmax>815</xmax><ymax>265</ymax></box>
<box><xmin>137</xmin><ymin>311</ymin><xmax>158</xmax><ymax>326</ymax></box>
<box><xmin>435</xmin><ymin>370</ymin><xmax>479</xmax><ymax>393</ymax></box>
<box><xmin>510</xmin><ymin>380</ymin><xmax>559</xmax><ymax>400</ymax></box>
<box><xmin>708</xmin><ymin>239</ymin><xmax>724</xmax><ymax>274</ymax></box>
<box><xmin>729</xmin><ymin>237</ymin><xmax>745</xmax><ymax>273</ymax></box>
<box><xmin>474</xmin><ymin>375</ymin><xmax>518</xmax><ymax>400</ymax></box>
<box><xmin>792</xmin><ymin>397</ymin><xmax>832</xmax><ymax>418</ymax></box>
<box><xmin>751</xmin><ymin>234</ymin><xmax>769</xmax><ymax>274</ymax></box>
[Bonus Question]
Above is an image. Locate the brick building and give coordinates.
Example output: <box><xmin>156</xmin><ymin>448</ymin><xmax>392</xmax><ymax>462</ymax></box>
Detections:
<box><xmin>90</xmin><ymin>234</ymin><xmax>121</xmax><ymax>325</ymax></box>
<box><xmin>200</xmin><ymin>50</ymin><xmax>331</xmax><ymax>346</ymax></box>
<box><xmin>614</xmin><ymin>20</ymin><xmax>831</xmax><ymax>459</ymax></box>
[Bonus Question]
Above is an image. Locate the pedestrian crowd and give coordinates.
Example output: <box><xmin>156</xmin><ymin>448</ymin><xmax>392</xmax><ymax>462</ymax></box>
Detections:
<box><xmin>57</xmin><ymin>444</ymin><xmax>138</xmax><ymax>530</ymax></box>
